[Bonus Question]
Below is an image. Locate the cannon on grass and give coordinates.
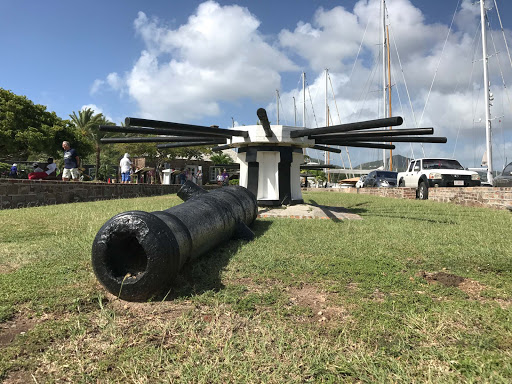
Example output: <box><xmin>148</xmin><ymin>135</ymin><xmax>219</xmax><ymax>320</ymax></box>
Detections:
<box><xmin>92</xmin><ymin>182</ymin><xmax>258</xmax><ymax>301</ymax></box>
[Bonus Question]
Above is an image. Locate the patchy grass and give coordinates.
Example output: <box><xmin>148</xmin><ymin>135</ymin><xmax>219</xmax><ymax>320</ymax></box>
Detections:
<box><xmin>0</xmin><ymin>192</ymin><xmax>511</xmax><ymax>382</ymax></box>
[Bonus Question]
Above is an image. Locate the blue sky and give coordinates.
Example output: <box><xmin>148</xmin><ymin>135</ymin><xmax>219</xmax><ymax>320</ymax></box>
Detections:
<box><xmin>1</xmin><ymin>0</ymin><xmax>512</xmax><ymax>168</ymax></box>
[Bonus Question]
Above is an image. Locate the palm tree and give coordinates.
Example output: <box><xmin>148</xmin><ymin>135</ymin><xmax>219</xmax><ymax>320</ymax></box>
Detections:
<box><xmin>69</xmin><ymin>108</ymin><xmax>112</xmax><ymax>180</ymax></box>
<box><xmin>210</xmin><ymin>153</ymin><xmax>233</xmax><ymax>164</ymax></box>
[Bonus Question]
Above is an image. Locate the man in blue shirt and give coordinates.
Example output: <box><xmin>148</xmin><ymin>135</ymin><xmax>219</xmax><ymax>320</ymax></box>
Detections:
<box><xmin>62</xmin><ymin>141</ymin><xmax>80</xmax><ymax>181</ymax></box>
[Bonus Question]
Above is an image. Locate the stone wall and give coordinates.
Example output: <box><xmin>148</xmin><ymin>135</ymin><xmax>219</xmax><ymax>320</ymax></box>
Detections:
<box><xmin>304</xmin><ymin>186</ymin><xmax>417</xmax><ymax>200</ymax></box>
<box><xmin>0</xmin><ymin>179</ymin><xmax>218</xmax><ymax>210</ymax></box>
<box><xmin>304</xmin><ymin>186</ymin><xmax>512</xmax><ymax>210</ymax></box>
<box><xmin>428</xmin><ymin>187</ymin><xmax>512</xmax><ymax>211</ymax></box>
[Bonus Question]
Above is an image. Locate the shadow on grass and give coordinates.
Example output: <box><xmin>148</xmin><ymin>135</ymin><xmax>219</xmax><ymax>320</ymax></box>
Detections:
<box><xmin>162</xmin><ymin>220</ymin><xmax>273</xmax><ymax>300</ymax></box>
<box><xmin>308</xmin><ymin>199</ymin><xmax>367</xmax><ymax>222</ymax></box>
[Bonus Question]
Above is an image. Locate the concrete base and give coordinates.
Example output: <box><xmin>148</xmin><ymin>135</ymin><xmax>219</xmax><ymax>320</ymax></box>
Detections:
<box><xmin>258</xmin><ymin>204</ymin><xmax>362</xmax><ymax>220</ymax></box>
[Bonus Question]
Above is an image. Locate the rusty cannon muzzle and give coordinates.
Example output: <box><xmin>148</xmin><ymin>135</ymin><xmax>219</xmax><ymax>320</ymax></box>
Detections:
<box><xmin>91</xmin><ymin>182</ymin><xmax>258</xmax><ymax>301</ymax></box>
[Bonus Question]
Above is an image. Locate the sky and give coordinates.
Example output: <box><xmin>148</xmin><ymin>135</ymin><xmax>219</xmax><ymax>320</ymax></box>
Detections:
<box><xmin>1</xmin><ymin>0</ymin><xmax>512</xmax><ymax>169</ymax></box>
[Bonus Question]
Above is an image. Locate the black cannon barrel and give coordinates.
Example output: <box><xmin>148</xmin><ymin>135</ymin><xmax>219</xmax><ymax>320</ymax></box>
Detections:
<box><xmin>101</xmin><ymin>136</ymin><xmax>223</xmax><ymax>144</ymax></box>
<box><xmin>310</xmin><ymin>127</ymin><xmax>434</xmax><ymax>140</ymax></box>
<box><xmin>320</xmin><ymin>136</ymin><xmax>448</xmax><ymax>143</ymax></box>
<box><xmin>91</xmin><ymin>182</ymin><xmax>258</xmax><ymax>301</ymax></box>
<box><xmin>211</xmin><ymin>144</ymin><xmax>234</xmax><ymax>152</ymax></box>
<box><xmin>99</xmin><ymin>125</ymin><xmax>229</xmax><ymax>138</ymax></box>
<box><xmin>300</xmin><ymin>164</ymin><xmax>339</xmax><ymax>169</ymax></box>
<box><xmin>312</xmin><ymin>142</ymin><xmax>396</xmax><ymax>150</ymax></box>
<box><xmin>310</xmin><ymin>145</ymin><xmax>342</xmax><ymax>153</ymax></box>
<box><xmin>256</xmin><ymin>108</ymin><xmax>274</xmax><ymax>137</ymax></box>
<box><xmin>156</xmin><ymin>140</ymin><xmax>227</xmax><ymax>149</ymax></box>
<box><xmin>126</xmin><ymin>117</ymin><xmax>249</xmax><ymax>138</ymax></box>
<box><xmin>289</xmin><ymin>116</ymin><xmax>403</xmax><ymax>138</ymax></box>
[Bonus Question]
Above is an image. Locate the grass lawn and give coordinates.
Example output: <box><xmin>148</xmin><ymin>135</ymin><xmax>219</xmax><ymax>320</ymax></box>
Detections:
<box><xmin>0</xmin><ymin>191</ymin><xmax>511</xmax><ymax>383</ymax></box>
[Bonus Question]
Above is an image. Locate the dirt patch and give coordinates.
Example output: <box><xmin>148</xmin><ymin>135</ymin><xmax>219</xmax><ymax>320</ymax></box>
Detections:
<box><xmin>0</xmin><ymin>313</ymin><xmax>38</xmax><ymax>348</ymax></box>
<box><xmin>104</xmin><ymin>292</ymin><xmax>195</xmax><ymax>321</ymax></box>
<box><xmin>419</xmin><ymin>271</ymin><xmax>511</xmax><ymax>308</ymax></box>
<box><xmin>286</xmin><ymin>284</ymin><xmax>348</xmax><ymax>323</ymax></box>
<box><xmin>458</xmin><ymin>279</ymin><xmax>486</xmax><ymax>298</ymax></box>
<box><xmin>420</xmin><ymin>271</ymin><xmax>465</xmax><ymax>287</ymax></box>
<box><xmin>2</xmin><ymin>370</ymin><xmax>35</xmax><ymax>384</ymax></box>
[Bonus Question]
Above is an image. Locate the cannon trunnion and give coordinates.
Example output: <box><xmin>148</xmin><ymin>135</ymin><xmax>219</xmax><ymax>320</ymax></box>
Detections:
<box><xmin>92</xmin><ymin>183</ymin><xmax>257</xmax><ymax>301</ymax></box>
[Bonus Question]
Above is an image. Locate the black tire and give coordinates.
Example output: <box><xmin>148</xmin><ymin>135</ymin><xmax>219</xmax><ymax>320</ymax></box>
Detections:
<box><xmin>399</xmin><ymin>179</ymin><xmax>405</xmax><ymax>187</ymax></box>
<box><xmin>418</xmin><ymin>182</ymin><xmax>428</xmax><ymax>200</ymax></box>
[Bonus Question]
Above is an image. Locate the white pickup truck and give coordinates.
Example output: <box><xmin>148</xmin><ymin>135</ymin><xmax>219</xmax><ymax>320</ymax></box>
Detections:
<box><xmin>397</xmin><ymin>158</ymin><xmax>481</xmax><ymax>199</ymax></box>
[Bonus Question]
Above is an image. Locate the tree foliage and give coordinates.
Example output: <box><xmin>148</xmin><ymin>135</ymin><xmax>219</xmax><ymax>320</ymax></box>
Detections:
<box><xmin>69</xmin><ymin>108</ymin><xmax>113</xmax><ymax>179</ymax></box>
<box><xmin>209</xmin><ymin>153</ymin><xmax>233</xmax><ymax>164</ymax></box>
<box><xmin>0</xmin><ymin>88</ymin><xmax>88</xmax><ymax>160</ymax></box>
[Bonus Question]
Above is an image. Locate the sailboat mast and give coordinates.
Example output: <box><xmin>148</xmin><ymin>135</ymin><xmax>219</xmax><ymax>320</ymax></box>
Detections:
<box><xmin>303</xmin><ymin>72</ymin><xmax>307</xmax><ymax>156</ymax></box>
<box><xmin>276</xmin><ymin>89</ymin><xmax>280</xmax><ymax>125</ymax></box>
<box><xmin>480</xmin><ymin>0</ymin><xmax>494</xmax><ymax>184</ymax></box>
<box><xmin>303</xmin><ymin>72</ymin><xmax>306</xmax><ymax>128</ymax></box>
<box><xmin>325</xmin><ymin>69</ymin><xmax>329</xmax><ymax>173</ymax></box>
<box><xmin>387</xmin><ymin>25</ymin><xmax>393</xmax><ymax>171</ymax></box>
<box><xmin>381</xmin><ymin>0</ymin><xmax>387</xmax><ymax>170</ymax></box>
<box><xmin>293</xmin><ymin>96</ymin><xmax>297</xmax><ymax>126</ymax></box>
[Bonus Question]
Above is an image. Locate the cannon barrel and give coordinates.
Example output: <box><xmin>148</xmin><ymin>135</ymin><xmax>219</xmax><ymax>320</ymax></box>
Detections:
<box><xmin>289</xmin><ymin>116</ymin><xmax>403</xmax><ymax>138</ymax></box>
<box><xmin>256</xmin><ymin>108</ymin><xmax>274</xmax><ymax>137</ymax></box>
<box><xmin>125</xmin><ymin>117</ymin><xmax>249</xmax><ymax>138</ymax></box>
<box><xmin>310</xmin><ymin>145</ymin><xmax>342</xmax><ymax>153</ymax></box>
<box><xmin>156</xmin><ymin>140</ymin><xmax>227</xmax><ymax>149</ymax></box>
<box><xmin>314</xmin><ymin>142</ymin><xmax>396</xmax><ymax>150</ymax></box>
<box><xmin>99</xmin><ymin>125</ymin><xmax>230</xmax><ymax>138</ymax></box>
<box><xmin>101</xmin><ymin>136</ymin><xmax>223</xmax><ymax>143</ymax></box>
<box><xmin>317</xmin><ymin>136</ymin><xmax>448</xmax><ymax>143</ymax></box>
<box><xmin>91</xmin><ymin>182</ymin><xmax>258</xmax><ymax>301</ymax></box>
<box><xmin>310</xmin><ymin>127</ymin><xmax>434</xmax><ymax>140</ymax></box>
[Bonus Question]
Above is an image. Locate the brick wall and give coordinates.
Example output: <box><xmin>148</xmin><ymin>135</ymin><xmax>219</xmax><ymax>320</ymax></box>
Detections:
<box><xmin>304</xmin><ymin>186</ymin><xmax>512</xmax><ymax>210</ymax></box>
<box><xmin>428</xmin><ymin>187</ymin><xmax>512</xmax><ymax>211</ymax></box>
<box><xmin>0</xmin><ymin>179</ymin><xmax>218</xmax><ymax>210</ymax></box>
<box><xmin>304</xmin><ymin>187</ymin><xmax>417</xmax><ymax>200</ymax></box>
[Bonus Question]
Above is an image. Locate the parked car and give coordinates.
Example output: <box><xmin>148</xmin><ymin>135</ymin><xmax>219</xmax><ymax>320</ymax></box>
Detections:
<box><xmin>363</xmin><ymin>170</ymin><xmax>398</xmax><ymax>188</ymax></box>
<box><xmin>397</xmin><ymin>158</ymin><xmax>481</xmax><ymax>199</ymax></box>
<box><xmin>494</xmin><ymin>162</ymin><xmax>512</xmax><ymax>187</ymax></box>
<box><xmin>355</xmin><ymin>175</ymin><xmax>367</xmax><ymax>188</ymax></box>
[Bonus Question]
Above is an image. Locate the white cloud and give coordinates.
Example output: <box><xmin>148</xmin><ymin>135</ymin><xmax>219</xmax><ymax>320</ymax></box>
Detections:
<box><xmin>106</xmin><ymin>72</ymin><xmax>123</xmax><ymax>91</ymax></box>
<box><xmin>81</xmin><ymin>104</ymin><xmax>115</xmax><ymax>123</ymax></box>
<box><xmin>104</xmin><ymin>1</ymin><xmax>297</xmax><ymax>121</ymax></box>
<box><xmin>90</xmin><ymin>79</ymin><xmax>105</xmax><ymax>95</ymax></box>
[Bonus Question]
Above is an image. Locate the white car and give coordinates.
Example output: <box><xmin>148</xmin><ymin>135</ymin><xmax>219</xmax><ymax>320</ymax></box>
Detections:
<box><xmin>397</xmin><ymin>158</ymin><xmax>481</xmax><ymax>199</ymax></box>
<box><xmin>355</xmin><ymin>175</ymin><xmax>367</xmax><ymax>188</ymax></box>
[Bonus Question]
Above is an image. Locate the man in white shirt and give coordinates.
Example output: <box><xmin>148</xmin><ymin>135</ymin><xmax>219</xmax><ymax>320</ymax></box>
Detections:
<box><xmin>45</xmin><ymin>158</ymin><xmax>57</xmax><ymax>178</ymax></box>
<box><xmin>119</xmin><ymin>153</ymin><xmax>133</xmax><ymax>183</ymax></box>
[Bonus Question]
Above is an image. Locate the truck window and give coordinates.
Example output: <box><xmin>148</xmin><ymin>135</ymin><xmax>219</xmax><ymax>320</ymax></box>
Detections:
<box><xmin>408</xmin><ymin>161</ymin><xmax>415</xmax><ymax>172</ymax></box>
<box><xmin>502</xmin><ymin>163</ymin><xmax>512</xmax><ymax>175</ymax></box>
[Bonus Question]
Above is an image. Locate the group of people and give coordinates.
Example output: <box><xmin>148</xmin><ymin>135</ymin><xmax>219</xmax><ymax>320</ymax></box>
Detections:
<box><xmin>216</xmin><ymin>169</ymin><xmax>229</xmax><ymax>186</ymax></box>
<box><xmin>8</xmin><ymin>141</ymin><xmax>81</xmax><ymax>181</ymax></box>
<box><xmin>7</xmin><ymin>142</ymin><xmax>223</xmax><ymax>186</ymax></box>
<box><xmin>178</xmin><ymin>168</ymin><xmax>203</xmax><ymax>185</ymax></box>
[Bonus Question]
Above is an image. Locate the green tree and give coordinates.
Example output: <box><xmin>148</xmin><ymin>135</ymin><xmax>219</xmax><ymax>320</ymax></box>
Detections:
<box><xmin>209</xmin><ymin>153</ymin><xmax>233</xmax><ymax>164</ymax></box>
<box><xmin>0</xmin><ymin>88</ymin><xmax>87</xmax><ymax>160</ymax></box>
<box><xmin>70</xmin><ymin>108</ymin><xmax>113</xmax><ymax>180</ymax></box>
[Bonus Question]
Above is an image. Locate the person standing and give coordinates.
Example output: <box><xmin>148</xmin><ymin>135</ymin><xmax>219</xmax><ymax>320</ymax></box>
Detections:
<box><xmin>222</xmin><ymin>168</ymin><xmax>229</xmax><ymax>186</ymax></box>
<box><xmin>179</xmin><ymin>169</ymin><xmax>187</xmax><ymax>185</ymax></box>
<box><xmin>216</xmin><ymin>171</ymin><xmax>224</xmax><ymax>186</ymax></box>
<box><xmin>196</xmin><ymin>169</ymin><xmax>203</xmax><ymax>186</ymax></box>
<box><xmin>45</xmin><ymin>158</ymin><xmax>57</xmax><ymax>178</ymax></box>
<box><xmin>119</xmin><ymin>153</ymin><xmax>133</xmax><ymax>184</ymax></box>
<box><xmin>9</xmin><ymin>163</ymin><xmax>18</xmax><ymax>178</ymax></box>
<box><xmin>62</xmin><ymin>141</ymin><xmax>80</xmax><ymax>181</ymax></box>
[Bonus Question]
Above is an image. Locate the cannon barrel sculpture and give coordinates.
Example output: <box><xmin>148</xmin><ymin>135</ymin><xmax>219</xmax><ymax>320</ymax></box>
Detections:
<box><xmin>91</xmin><ymin>182</ymin><xmax>258</xmax><ymax>301</ymax></box>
